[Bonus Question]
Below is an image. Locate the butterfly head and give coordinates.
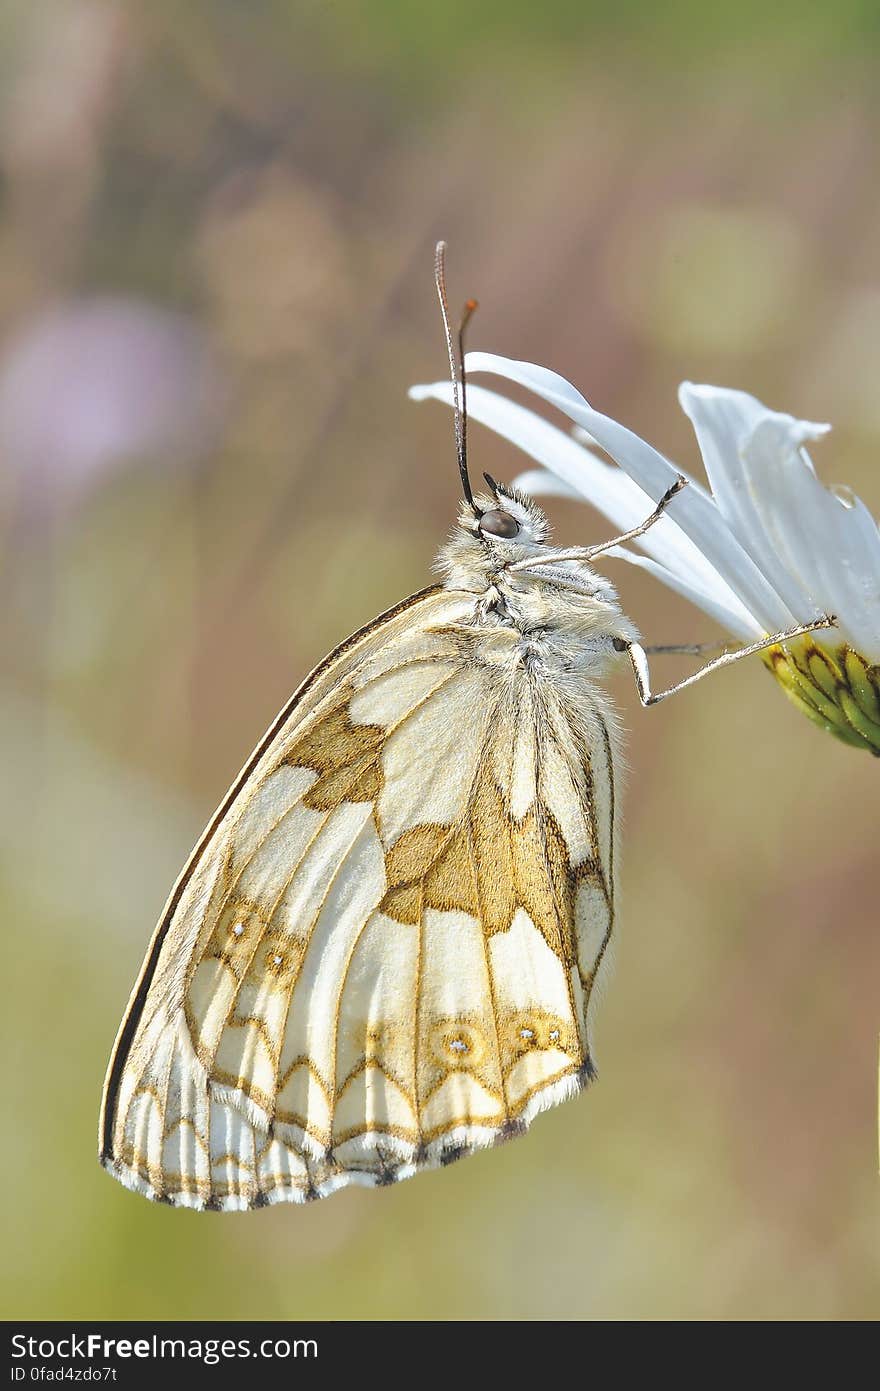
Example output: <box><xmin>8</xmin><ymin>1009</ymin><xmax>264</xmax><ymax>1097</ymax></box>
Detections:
<box><xmin>436</xmin><ymin>478</ymin><xmax>550</xmax><ymax>580</ymax></box>
<box><xmin>470</xmin><ymin>475</ymin><xmax>550</xmax><ymax>549</ymax></box>
<box><xmin>438</xmin><ymin>474</ymin><xmax>641</xmax><ymax>655</ymax></box>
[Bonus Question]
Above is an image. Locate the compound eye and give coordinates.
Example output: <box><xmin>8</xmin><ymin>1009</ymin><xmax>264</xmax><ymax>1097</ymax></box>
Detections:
<box><xmin>479</xmin><ymin>508</ymin><xmax>520</xmax><ymax>539</ymax></box>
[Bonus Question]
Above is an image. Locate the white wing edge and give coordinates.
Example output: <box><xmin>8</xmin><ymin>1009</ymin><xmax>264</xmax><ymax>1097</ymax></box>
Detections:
<box><xmin>100</xmin><ymin>1063</ymin><xmax>594</xmax><ymax>1211</ymax></box>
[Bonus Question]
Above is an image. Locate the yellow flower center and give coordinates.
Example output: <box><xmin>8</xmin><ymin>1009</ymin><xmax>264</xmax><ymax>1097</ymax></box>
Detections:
<box><xmin>762</xmin><ymin>636</ymin><xmax>880</xmax><ymax>754</ymax></box>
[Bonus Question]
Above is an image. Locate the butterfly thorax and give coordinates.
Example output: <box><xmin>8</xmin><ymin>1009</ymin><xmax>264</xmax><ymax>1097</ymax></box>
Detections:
<box><xmin>436</xmin><ymin>491</ymin><xmax>640</xmax><ymax>679</ymax></box>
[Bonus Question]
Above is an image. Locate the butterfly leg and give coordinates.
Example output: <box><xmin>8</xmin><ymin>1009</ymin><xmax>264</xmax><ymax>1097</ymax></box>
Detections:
<box><xmin>622</xmin><ymin>615</ymin><xmax>838</xmax><ymax>706</ymax></box>
<box><xmin>581</xmin><ymin>474</ymin><xmax>688</xmax><ymax>560</ymax></box>
<box><xmin>508</xmin><ymin>476</ymin><xmax>688</xmax><ymax>571</ymax></box>
<box><xmin>642</xmin><ymin>640</ymin><xmax>738</xmax><ymax>656</ymax></box>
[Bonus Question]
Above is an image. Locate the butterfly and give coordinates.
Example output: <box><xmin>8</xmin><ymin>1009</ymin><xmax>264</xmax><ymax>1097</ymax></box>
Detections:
<box><xmin>99</xmin><ymin>245</ymin><xmax>834</xmax><ymax>1209</ymax></box>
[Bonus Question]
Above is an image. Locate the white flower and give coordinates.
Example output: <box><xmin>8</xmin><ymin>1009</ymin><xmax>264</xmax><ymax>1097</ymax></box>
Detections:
<box><xmin>410</xmin><ymin>352</ymin><xmax>880</xmax><ymax>754</ymax></box>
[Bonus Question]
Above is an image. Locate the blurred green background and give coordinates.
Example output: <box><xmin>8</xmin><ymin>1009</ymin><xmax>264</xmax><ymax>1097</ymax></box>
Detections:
<box><xmin>2</xmin><ymin>0</ymin><xmax>878</xmax><ymax>1322</ymax></box>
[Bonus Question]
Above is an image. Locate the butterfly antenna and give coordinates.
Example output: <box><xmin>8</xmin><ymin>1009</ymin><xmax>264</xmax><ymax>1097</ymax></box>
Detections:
<box><xmin>434</xmin><ymin>241</ymin><xmax>478</xmax><ymax>511</ymax></box>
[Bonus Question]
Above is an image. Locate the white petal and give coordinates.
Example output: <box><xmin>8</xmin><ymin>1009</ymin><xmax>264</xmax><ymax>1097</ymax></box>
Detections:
<box><xmin>512</xmin><ymin>467</ymin><xmax>582</xmax><ymax>499</ymax></box>
<box><xmin>739</xmin><ymin>417</ymin><xmax>880</xmax><ymax>659</ymax></box>
<box><xmin>464</xmin><ymin>352</ymin><xmax>796</xmax><ymax>633</ymax></box>
<box><xmin>509</xmin><ymin>468</ymin><xmax>759</xmax><ymax>634</ymax></box>
<box><xmin>600</xmin><ymin>546</ymin><xmax>760</xmax><ymax>639</ymax></box>
<box><xmin>412</xmin><ymin>379</ymin><xmax>742</xmax><ymax>609</ymax></box>
<box><xmin>678</xmin><ymin>382</ymin><xmax>830</xmax><ymax>622</ymax></box>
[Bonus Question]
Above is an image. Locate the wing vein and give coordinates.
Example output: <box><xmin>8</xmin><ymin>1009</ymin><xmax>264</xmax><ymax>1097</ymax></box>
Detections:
<box><xmin>534</xmin><ymin>692</ymin><xmax>583</xmax><ymax>1068</ymax></box>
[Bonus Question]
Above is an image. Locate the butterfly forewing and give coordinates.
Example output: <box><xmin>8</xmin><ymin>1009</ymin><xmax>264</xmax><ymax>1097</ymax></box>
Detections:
<box><xmin>101</xmin><ymin>585</ymin><xmax>617</xmax><ymax>1209</ymax></box>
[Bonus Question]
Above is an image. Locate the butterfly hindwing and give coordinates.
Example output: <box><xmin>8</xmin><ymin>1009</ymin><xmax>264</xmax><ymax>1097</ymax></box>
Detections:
<box><xmin>101</xmin><ymin>587</ymin><xmax>617</xmax><ymax>1208</ymax></box>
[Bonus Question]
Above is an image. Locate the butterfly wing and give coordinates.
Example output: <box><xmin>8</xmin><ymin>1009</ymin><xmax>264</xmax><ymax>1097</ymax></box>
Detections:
<box><xmin>100</xmin><ymin>586</ymin><xmax>618</xmax><ymax>1209</ymax></box>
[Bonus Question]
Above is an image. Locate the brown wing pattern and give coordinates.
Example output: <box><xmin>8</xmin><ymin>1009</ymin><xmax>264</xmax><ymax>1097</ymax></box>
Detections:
<box><xmin>100</xmin><ymin>592</ymin><xmax>617</xmax><ymax>1208</ymax></box>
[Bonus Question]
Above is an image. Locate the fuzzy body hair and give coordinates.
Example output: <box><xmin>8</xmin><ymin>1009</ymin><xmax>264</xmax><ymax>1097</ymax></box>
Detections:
<box><xmin>436</xmin><ymin>489</ymin><xmax>640</xmax><ymax>682</ymax></box>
